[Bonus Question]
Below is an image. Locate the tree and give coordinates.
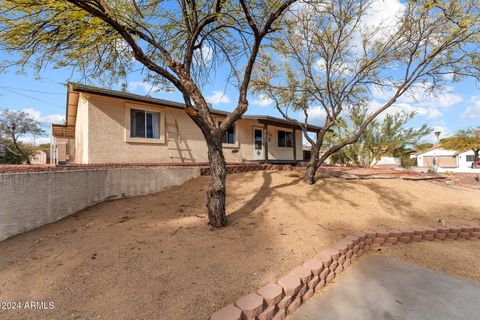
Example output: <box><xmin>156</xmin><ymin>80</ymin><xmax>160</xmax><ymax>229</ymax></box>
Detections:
<box><xmin>328</xmin><ymin>108</ymin><xmax>431</xmax><ymax>167</ymax></box>
<box><xmin>440</xmin><ymin>127</ymin><xmax>480</xmax><ymax>168</ymax></box>
<box><xmin>254</xmin><ymin>0</ymin><xmax>480</xmax><ymax>184</ymax></box>
<box><xmin>0</xmin><ymin>109</ymin><xmax>45</xmax><ymax>164</ymax></box>
<box><xmin>327</xmin><ymin>108</ymin><xmax>431</xmax><ymax>167</ymax></box>
<box><xmin>0</xmin><ymin>0</ymin><xmax>297</xmax><ymax>227</ymax></box>
<box><xmin>414</xmin><ymin>142</ymin><xmax>434</xmax><ymax>153</ymax></box>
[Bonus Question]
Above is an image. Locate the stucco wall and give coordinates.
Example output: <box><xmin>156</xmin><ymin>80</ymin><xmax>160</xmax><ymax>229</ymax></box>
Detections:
<box><xmin>0</xmin><ymin>166</ymin><xmax>200</xmax><ymax>241</ymax></box>
<box><xmin>458</xmin><ymin>150</ymin><xmax>476</xmax><ymax>169</ymax></box>
<box><xmin>74</xmin><ymin>93</ymin><xmax>303</xmax><ymax>163</ymax></box>
<box><xmin>75</xmin><ymin>93</ymin><xmax>89</xmax><ymax>163</ymax></box>
<box><xmin>266</xmin><ymin>127</ymin><xmax>303</xmax><ymax>160</ymax></box>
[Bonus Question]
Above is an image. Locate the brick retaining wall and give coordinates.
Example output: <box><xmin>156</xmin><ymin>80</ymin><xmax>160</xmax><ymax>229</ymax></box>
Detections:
<box><xmin>210</xmin><ymin>225</ymin><xmax>480</xmax><ymax>320</ymax></box>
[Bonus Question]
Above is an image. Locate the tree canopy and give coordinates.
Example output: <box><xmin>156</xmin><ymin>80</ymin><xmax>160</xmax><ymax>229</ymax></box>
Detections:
<box><xmin>0</xmin><ymin>0</ymin><xmax>297</xmax><ymax>227</ymax></box>
<box><xmin>0</xmin><ymin>109</ymin><xmax>45</xmax><ymax>164</ymax></box>
<box><xmin>328</xmin><ymin>108</ymin><xmax>431</xmax><ymax>167</ymax></box>
<box><xmin>254</xmin><ymin>0</ymin><xmax>480</xmax><ymax>183</ymax></box>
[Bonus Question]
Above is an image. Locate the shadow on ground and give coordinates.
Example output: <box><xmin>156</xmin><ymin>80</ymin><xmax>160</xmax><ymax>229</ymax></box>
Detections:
<box><xmin>1</xmin><ymin>170</ymin><xmax>479</xmax><ymax>320</ymax></box>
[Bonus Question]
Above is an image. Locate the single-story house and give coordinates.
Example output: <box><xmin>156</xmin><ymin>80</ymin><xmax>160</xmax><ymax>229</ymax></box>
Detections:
<box><xmin>51</xmin><ymin>83</ymin><xmax>322</xmax><ymax>165</ymax></box>
<box><xmin>30</xmin><ymin>149</ymin><xmax>49</xmax><ymax>165</ymax></box>
<box><xmin>374</xmin><ymin>156</ymin><xmax>402</xmax><ymax>168</ymax></box>
<box><xmin>414</xmin><ymin>146</ymin><xmax>476</xmax><ymax>169</ymax></box>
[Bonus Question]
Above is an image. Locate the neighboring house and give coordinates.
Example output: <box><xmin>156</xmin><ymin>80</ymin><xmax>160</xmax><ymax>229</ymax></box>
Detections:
<box><xmin>414</xmin><ymin>145</ymin><xmax>476</xmax><ymax>170</ymax></box>
<box><xmin>51</xmin><ymin>83</ymin><xmax>322</xmax><ymax>165</ymax></box>
<box><xmin>374</xmin><ymin>156</ymin><xmax>402</xmax><ymax>168</ymax></box>
<box><xmin>30</xmin><ymin>149</ymin><xmax>49</xmax><ymax>165</ymax></box>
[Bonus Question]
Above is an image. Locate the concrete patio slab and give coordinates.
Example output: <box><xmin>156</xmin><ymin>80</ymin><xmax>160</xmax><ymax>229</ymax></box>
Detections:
<box><xmin>290</xmin><ymin>256</ymin><xmax>480</xmax><ymax>320</ymax></box>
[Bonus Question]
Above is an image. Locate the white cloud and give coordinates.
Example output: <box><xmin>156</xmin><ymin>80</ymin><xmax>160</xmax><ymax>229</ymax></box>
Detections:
<box><xmin>20</xmin><ymin>136</ymin><xmax>51</xmax><ymax>145</ymax></box>
<box><xmin>370</xmin><ymin>83</ymin><xmax>462</xmax><ymax>120</ymax></box>
<box><xmin>361</xmin><ymin>0</ymin><xmax>405</xmax><ymax>32</ymax></box>
<box><xmin>206</xmin><ymin>91</ymin><xmax>230</xmax><ymax>105</ymax></box>
<box><xmin>128</xmin><ymin>81</ymin><xmax>161</xmax><ymax>94</ymax></box>
<box><xmin>350</xmin><ymin>0</ymin><xmax>405</xmax><ymax>55</ymax></box>
<box><xmin>315</xmin><ymin>59</ymin><xmax>354</xmax><ymax>75</ymax></box>
<box><xmin>307</xmin><ymin>106</ymin><xmax>326</xmax><ymax>121</ymax></box>
<box><xmin>367</xmin><ymin>100</ymin><xmax>443</xmax><ymax>121</ymax></box>
<box><xmin>460</xmin><ymin>97</ymin><xmax>480</xmax><ymax>120</ymax></box>
<box><xmin>251</xmin><ymin>95</ymin><xmax>273</xmax><ymax>107</ymax></box>
<box><xmin>293</xmin><ymin>106</ymin><xmax>326</xmax><ymax>125</ymax></box>
<box><xmin>424</xmin><ymin>108</ymin><xmax>443</xmax><ymax>119</ymax></box>
<box><xmin>193</xmin><ymin>45</ymin><xmax>213</xmax><ymax>65</ymax></box>
<box><xmin>22</xmin><ymin>108</ymin><xmax>64</xmax><ymax>125</ymax></box>
<box><xmin>423</xmin><ymin>125</ymin><xmax>451</xmax><ymax>143</ymax></box>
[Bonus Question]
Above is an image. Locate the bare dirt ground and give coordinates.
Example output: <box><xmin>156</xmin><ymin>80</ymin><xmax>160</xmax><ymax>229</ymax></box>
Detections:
<box><xmin>1</xmin><ymin>170</ymin><xmax>479</xmax><ymax>320</ymax></box>
<box><xmin>372</xmin><ymin>240</ymin><xmax>480</xmax><ymax>282</ymax></box>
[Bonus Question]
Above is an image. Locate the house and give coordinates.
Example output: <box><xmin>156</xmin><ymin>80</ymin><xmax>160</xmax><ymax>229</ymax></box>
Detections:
<box><xmin>30</xmin><ymin>149</ymin><xmax>49</xmax><ymax>165</ymax></box>
<box><xmin>374</xmin><ymin>156</ymin><xmax>402</xmax><ymax>168</ymax></box>
<box><xmin>51</xmin><ymin>83</ymin><xmax>322</xmax><ymax>165</ymax></box>
<box><xmin>414</xmin><ymin>145</ymin><xmax>477</xmax><ymax>170</ymax></box>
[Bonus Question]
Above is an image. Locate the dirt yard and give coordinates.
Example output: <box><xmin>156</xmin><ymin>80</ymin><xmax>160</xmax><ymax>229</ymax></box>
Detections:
<box><xmin>1</xmin><ymin>170</ymin><xmax>479</xmax><ymax>320</ymax></box>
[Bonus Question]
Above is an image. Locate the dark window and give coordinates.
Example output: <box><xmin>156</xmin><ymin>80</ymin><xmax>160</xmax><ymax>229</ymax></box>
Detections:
<box><xmin>466</xmin><ymin>155</ymin><xmax>475</xmax><ymax>162</ymax></box>
<box><xmin>130</xmin><ymin>109</ymin><xmax>160</xmax><ymax>138</ymax></box>
<box><xmin>254</xmin><ymin>129</ymin><xmax>263</xmax><ymax>150</ymax></box>
<box><xmin>219</xmin><ymin>122</ymin><xmax>235</xmax><ymax>144</ymax></box>
<box><xmin>277</xmin><ymin>130</ymin><xmax>292</xmax><ymax>148</ymax></box>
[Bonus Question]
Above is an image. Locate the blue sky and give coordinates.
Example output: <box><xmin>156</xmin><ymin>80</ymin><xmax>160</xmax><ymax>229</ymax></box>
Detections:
<box><xmin>0</xmin><ymin>49</ymin><xmax>479</xmax><ymax>146</ymax></box>
<box><xmin>0</xmin><ymin>0</ymin><xmax>479</xmax><ymax>145</ymax></box>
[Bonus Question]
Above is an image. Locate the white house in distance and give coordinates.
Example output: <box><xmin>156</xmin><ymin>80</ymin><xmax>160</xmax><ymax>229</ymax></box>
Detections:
<box><xmin>414</xmin><ymin>145</ymin><xmax>477</xmax><ymax>172</ymax></box>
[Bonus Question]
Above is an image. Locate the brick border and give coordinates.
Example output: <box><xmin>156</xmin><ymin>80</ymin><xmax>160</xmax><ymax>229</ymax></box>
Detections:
<box><xmin>210</xmin><ymin>225</ymin><xmax>480</xmax><ymax>320</ymax></box>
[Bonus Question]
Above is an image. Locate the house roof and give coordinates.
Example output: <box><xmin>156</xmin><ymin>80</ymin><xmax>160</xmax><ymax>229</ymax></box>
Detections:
<box><xmin>413</xmin><ymin>145</ymin><xmax>474</xmax><ymax>157</ymax></box>
<box><xmin>59</xmin><ymin>82</ymin><xmax>323</xmax><ymax>133</ymax></box>
<box><xmin>52</xmin><ymin>124</ymin><xmax>75</xmax><ymax>139</ymax></box>
<box><xmin>413</xmin><ymin>145</ymin><xmax>442</xmax><ymax>156</ymax></box>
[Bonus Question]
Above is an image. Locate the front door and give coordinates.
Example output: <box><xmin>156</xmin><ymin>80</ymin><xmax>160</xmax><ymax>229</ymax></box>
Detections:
<box><xmin>253</xmin><ymin>127</ymin><xmax>264</xmax><ymax>160</ymax></box>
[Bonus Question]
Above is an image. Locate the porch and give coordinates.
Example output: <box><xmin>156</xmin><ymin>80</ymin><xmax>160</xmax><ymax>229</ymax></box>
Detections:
<box><xmin>248</xmin><ymin>116</ymin><xmax>320</xmax><ymax>163</ymax></box>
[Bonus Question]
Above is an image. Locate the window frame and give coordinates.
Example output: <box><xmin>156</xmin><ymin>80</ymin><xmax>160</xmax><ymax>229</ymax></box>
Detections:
<box><xmin>466</xmin><ymin>155</ymin><xmax>475</xmax><ymax>162</ymax></box>
<box><xmin>125</xmin><ymin>103</ymin><xmax>165</xmax><ymax>144</ymax></box>
<box><xmin>130</xmin><ymin>108</ymin><xmax>161</xmax><ymax>139</ymax></box>
<box><xmin>276</xmin><ymin>129</ymin><xmax>293</xmax><ymax>149</ymax></box>
<box><xmin>216</xmin><ymin>119</ymin><xmax>239</xmax><ymax>148</ymax></box>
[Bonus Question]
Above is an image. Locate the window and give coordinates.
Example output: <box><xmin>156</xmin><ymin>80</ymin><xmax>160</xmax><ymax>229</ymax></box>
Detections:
<box><xmin>254</xmin><ymin>129</ymin><xmax>263</xmax><ymax>150</ymax></box>
<box><xmin>277</xmin><ymin>130</ymin><xmax>293</xmax><ymax>148</ymax></box>
<box><xmin>218</xmin><ymin>122</ymin><xmax>235</xmax><ymax>144</ymax></box>
<box><xmin>466</xmin><ymin>155</ymin><xmax>475</xmax><ymax>162</ymax></box>
<box><xmin>130</xmin><ymin>109</ymin><xmax>160</xmax><ymax>139</ymax></box>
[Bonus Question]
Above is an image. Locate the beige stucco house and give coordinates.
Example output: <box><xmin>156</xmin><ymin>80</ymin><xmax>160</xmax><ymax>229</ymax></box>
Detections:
<box><xmin>51</xmin><ymin>83</ymin><xmax>322</xmax><ymax>165</ymax></box>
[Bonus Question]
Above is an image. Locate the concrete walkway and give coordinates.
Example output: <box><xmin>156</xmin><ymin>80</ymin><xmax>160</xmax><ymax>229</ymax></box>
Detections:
<box><xmin>290</xmin><ymin>256</ymin><xmax>480</xmax><ymax>320</ymax></box>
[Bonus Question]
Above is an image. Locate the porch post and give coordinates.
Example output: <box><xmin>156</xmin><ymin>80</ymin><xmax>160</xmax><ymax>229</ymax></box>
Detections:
<box><xmin>264</xmin><ymin>124</ymin><xmax>269</xmax><ymax>163</ymax></box>
<box><xmin>293</xmin><ymin>128</ymin><xmax>297</xmax><ymax>161</ymax></box>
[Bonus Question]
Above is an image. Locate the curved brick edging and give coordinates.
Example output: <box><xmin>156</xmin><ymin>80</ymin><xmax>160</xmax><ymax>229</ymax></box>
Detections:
<box><xmin>210</xmin><ymin>225</ymin><xmax>480</xmax><ymax>320</ymax></box>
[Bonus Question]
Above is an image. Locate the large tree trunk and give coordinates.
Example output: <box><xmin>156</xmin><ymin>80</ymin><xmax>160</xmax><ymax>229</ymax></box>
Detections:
<box><xmin>206</xmin><ymin>139</ymin><xmax>228</xmax><ymax>228</ymax></box>
<box><xmin>304</xmin><ymin>144</ymin><xmax>320</xmax><ymax>185</ymax></box>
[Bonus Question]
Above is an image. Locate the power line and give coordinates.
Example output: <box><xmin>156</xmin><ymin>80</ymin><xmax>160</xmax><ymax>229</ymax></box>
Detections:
<box><xmin>0</xmin><ymin>87</ymin><xmax>64</xmax><ymax>109</ymax></box>
<box><xmin>0</xmin><ymin>85</ymin><xmax>64</xmax><ymax>95</ymax></box>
